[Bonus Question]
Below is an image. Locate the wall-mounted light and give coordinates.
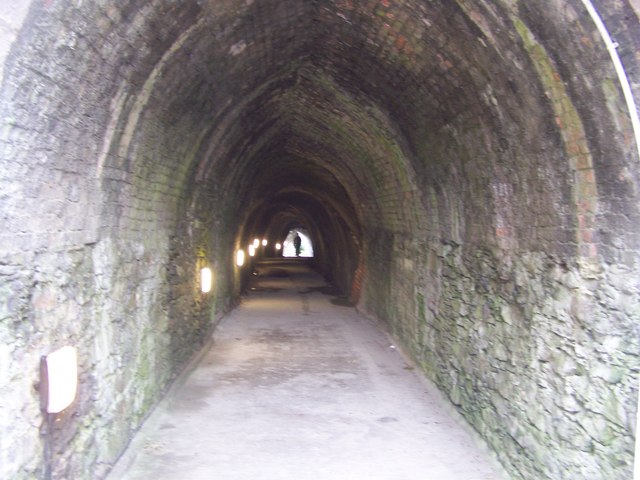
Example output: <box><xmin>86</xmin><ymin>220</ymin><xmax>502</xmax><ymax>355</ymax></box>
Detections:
<box><xmin>275</xmin><ymin>243</ymin><xmax>282</xmax><ymax>251</ymax></box>
<box><xmin>200</xmin><ymin>267</ymin><xmax>212</xmax><ymax>293</ymax></box>
<box><xmin>262</xmin><ymin>239</ymin><xmax>268</xmax><ymax>247</ymax></box>
<box><xmin>236</xmin><ymin>250</ymin><xmax>245</xmax><ymax>267</ymax></box>
<box><xmin>253</xmin><ymin>238</ymin><xmax>260</xmax><ymax>248</ymax></box>
<box><xmin>40</xmin><ymin>346</ymin><xmax>78</xmax><ymax>414</ymax></box>
<box><xmin>248</xmin><ymin>244</ymin><xmax>256</xmax><ymax>257</ymax></box>
<box><xmin>41</xmin><ymin>346</ymin><xmax>79</xmax><ymax>480</ymax></box>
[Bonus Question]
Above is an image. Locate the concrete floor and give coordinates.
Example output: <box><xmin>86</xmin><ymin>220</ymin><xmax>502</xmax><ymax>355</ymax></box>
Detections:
<box><xmin>107</xmin><ymin>259</ymin><xmax>509</xmax><ymax>480</ymax></box>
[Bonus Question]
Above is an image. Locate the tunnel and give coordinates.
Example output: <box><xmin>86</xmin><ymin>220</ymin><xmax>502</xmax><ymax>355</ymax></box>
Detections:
<box><xmin>0</xmin><ymin>1</ymin><xmax>639</xmax><ymax>479</ymax></box>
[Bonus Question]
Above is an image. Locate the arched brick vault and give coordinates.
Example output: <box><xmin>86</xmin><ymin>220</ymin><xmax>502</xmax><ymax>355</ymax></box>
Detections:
<box><xmin>0</xmin><ymin>1</ymin><xmax>639</xmax><ymax>479</ymax></box>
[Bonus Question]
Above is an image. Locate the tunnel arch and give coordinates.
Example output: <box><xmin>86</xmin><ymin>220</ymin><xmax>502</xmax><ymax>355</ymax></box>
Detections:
<box><xmin>234</xmin><ymin>152</ymin><xmax>364</xmax><ymax>295</ymax></box>
<box><xmin>0</xmin><ymin>1</ymin><xmax>639</xmax><ymax>479</ymax></box>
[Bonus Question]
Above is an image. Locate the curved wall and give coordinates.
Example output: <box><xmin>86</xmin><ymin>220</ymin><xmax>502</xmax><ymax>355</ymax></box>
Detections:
<box><xmin>0</xmin><ymin>1</ymin><xmax>638</xmax><ymax>478</ymax></box>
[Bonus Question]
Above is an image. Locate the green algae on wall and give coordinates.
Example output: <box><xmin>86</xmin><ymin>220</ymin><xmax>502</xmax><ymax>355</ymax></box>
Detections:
<box><xmin>514</xmin><ymin>17</ymin><xmax>599</xmax><ymax>270</ymax></box>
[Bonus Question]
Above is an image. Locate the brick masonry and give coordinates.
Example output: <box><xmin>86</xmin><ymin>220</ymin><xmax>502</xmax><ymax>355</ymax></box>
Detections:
<box><xmin>0</xmin><ymin>1</ymin><xmax>638</xmax><ymax>479</ymax></box>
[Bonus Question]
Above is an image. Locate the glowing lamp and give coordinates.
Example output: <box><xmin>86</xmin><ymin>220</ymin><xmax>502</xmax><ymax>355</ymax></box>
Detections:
<box><xmin>253</xmin><ymin>239</ymin><xmax>260</xmax><ymax>248</ymax></box>
<box><xmin>200</xmin><ymin>267</ymin><xmax>212</xmax><ymax>293</ymax></box>
<box><xmin>40</xmin><ymin>346</ymin><xmax>78</xmax><ymax>414</ymax></box>
<box><xmin>236</xmin><ymin>250</ymin><xmax>245</xmax><ymax>267</ymax></box>
<box><xmin>275</xmin><ymin>243</ymin><xmax>282</xmax><ymax>250</ymax></box>
<box><xmin>262</xmin><ymin>239</ymin><xmax>268</xmax><ymax>246</ymax></box>
<box><xmin>248</xmin><ymin>245</ymin><xmax>256</xmax><ymax>257</ymax></box>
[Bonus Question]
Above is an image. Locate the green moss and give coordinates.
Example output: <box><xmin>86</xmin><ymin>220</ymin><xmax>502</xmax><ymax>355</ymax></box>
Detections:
<box><xmin>416</xmin><ymin>292</ymin><xmax>427</xmax><ymax>323</ymax></box>
<box><xmin>135</xmin><ymin>352</ymin><xmax>150</xmax><ymax>381</ymax></box>
<box><xmin>513</xmin><ymin>18</ymin><xmax>584</xmax><ymax>150</ymax></box>
<box><xmin>513</xmin><ymin>17</ymin><xmax>598</xmax><ymax>265</ymax></box>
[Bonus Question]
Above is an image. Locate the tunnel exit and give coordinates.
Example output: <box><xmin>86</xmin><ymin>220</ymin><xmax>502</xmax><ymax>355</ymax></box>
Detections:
<box><xmin>282</xmin><ymin>229</ymin><xmax>314</xmax><ymax>258</ymax></box>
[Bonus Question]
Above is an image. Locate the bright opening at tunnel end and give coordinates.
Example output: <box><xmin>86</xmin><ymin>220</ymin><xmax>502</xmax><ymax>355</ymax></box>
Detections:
<box><xmin>283</xmin><ymin>230</ymin><xmax>314</xmax><ymax>258</ymax></box>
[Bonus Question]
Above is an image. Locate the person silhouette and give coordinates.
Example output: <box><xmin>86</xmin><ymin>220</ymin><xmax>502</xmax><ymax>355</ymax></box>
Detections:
<box><xmin>293</xmin><ymin>234</ymin><xmax>302</xmax><ymax>257</ymax></box>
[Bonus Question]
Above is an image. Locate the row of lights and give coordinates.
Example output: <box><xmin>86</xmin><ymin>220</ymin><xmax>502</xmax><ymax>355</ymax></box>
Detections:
<box><xmin>200</xmin><ymin>238</ymin><xmax>283</xmax><ymax>293</ymax></box>
<box><xmin>236</xmin><ymin>238</ymin><xmax>282</xmax><ymax>267</ymax></box>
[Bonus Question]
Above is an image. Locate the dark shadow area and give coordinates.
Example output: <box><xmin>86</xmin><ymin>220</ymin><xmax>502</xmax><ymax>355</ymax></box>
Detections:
<box><xmin>299</xmin><ymin>285</ymin><xmax>340</xmax><ymax>296</ymax></box>
<box><xmin>249</xmin><ymin>287</ymin><xmax>283</xmax><ymax>293</ymax></box>
<box><xmin>259</xmin><ymin>268</ymin><xmax>290</xmax><ymax>278</ymax></box>
<box><xmin>330</xmin><ymin>297</ymin><xmax>355</xmax><ymax>307</ymax></box>
<box><xmin>299</xmin><ymin>285</ymin><xmax>355</xmax><ymax>307</ymax></box>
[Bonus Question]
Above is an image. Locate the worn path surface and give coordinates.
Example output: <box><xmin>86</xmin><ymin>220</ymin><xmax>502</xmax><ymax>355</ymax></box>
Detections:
<box><xmin>108</xmin><ymin>259</ymin><xmax>509</xmax><ymax>480</ymax></box>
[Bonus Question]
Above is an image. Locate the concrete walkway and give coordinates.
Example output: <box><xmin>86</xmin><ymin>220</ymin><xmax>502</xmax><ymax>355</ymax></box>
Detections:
<box><xmin>108</xmin><ymin>259</ymin><xmax>509</xmax><ymax>480</ymax></box>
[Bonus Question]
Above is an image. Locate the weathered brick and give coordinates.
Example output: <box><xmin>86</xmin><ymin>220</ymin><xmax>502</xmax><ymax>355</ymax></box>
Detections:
<box><xmin>0</xmin><ymin>1</ymin><xmax>639</xmax><ymax>479</ymax></box>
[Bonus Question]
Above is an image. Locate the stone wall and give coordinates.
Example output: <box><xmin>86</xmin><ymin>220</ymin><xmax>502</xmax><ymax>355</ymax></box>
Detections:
<box><xmin>364</xmin><ymin>239</ymin><xmax>639</xmax><ymax>479</ymax></box>
<box><xmin>0</xmin><ymin>2</ymin><xmax>235</xmax><ymax>478</ymax></box>
<box><xmin>358</xmin><ymin>2</ymin><xmax>640</xmax><ymax>478</ymax></box>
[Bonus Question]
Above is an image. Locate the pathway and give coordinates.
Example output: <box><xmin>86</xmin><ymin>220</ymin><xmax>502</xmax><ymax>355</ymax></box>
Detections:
<box><xmin>107</xmin><ymin>259</ymin><xmax>508</xmax><ymax>480</ymax></box>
